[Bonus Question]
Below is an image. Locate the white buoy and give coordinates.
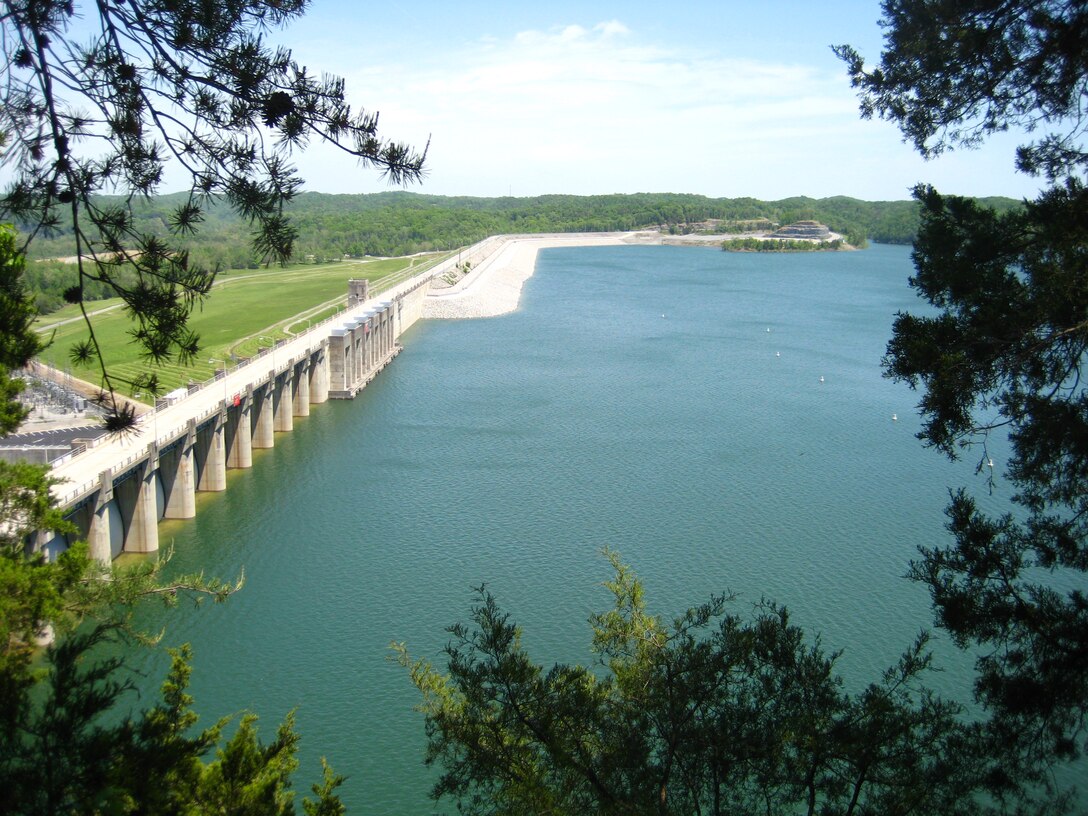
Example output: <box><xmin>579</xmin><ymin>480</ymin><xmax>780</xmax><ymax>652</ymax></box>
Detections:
<box><xmin>819</xmin><ymin>375</ymin><xmax>825</xmax><ymax>383</ymax></box>
<box><xmin>988</xmin><ymin>458</ymin><xmax>995</xmax><ymax>468</ymax></box>
<box><xmin>766</xmin><ymin>327</ymin><xmax>771</xmax><ymax>333</ymax></box>
<box><xmin>892</xmin><ymin>413</ymin><xmax>898</xmax><ymax>421</ymax></box>
<box><xmin>776</xmin><ymin>351</ymin><xmax>781</xmax><ymax>357</ymax></box>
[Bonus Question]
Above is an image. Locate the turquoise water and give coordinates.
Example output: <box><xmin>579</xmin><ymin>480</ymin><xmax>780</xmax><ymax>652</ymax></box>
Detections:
<box><xmin>124</xmin><ymin>243</ymin><xmax>1009</xmax><ymax>813</ymax></box>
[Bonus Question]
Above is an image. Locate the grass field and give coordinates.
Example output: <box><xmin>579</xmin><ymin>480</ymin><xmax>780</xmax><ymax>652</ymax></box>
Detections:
<box><xmin>34</xmin><ymin>253</ymin><xmax>451</xmax><ymax>399</ymax></box>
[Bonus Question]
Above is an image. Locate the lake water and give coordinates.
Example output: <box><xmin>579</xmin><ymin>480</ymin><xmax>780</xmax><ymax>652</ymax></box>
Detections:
<box><xmin>123</xmin><ymin>243</ymin><xmax>1011</xmax><ymax>813</ymax></box>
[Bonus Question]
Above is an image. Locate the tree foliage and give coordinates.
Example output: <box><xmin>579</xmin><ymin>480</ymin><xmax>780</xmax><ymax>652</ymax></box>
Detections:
<box><xmin>720</xmin><ymin>236</ymin><xmax>845</xmax><ymax>252</ymax></box>
<box><xmin>888</xmin><ymin>178</ymin><xmax>1088</xmax><ymax>782</ymax></box>
<box><xmin>833</xmin><ymin>0</ymin><xmax>1088</xmax><ymax>180</ymax></box>
<box><xmin>0</xmin><ymin>223</ymin><xmax>40</xmax><ymax>433</ymax></box>
<box><xmin>0</xmin><ymin>0</ymin><xmax>426</xmax><ymax>425</ymax></box>
<box><xmin>837</xmin><ymin>0</ymin><xmax>1088</xmax><ymax>792</ymax></box>
<box><xmin>18</xmin><ymin>190</ymin><xmax>1013</xmax><ymax>293</ymax></box>
<box><xmin>2</xmin><ymin>629</ymin><xmax>345</xmax><ymax>815</ymax></box>
<box><xmin>397</xmin><ymin>552</ymin><xmax>1008</xmax><ymax>816</ymax></box>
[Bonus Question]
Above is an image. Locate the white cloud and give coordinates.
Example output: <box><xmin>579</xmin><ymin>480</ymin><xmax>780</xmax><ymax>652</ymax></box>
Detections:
<box><xmin>294</xmin><ymin>19</ymin><xmax>1038</xmax><ymax>200</ymax></box>
<box><xmin>595</xmin><ymin>20</ymin><xmax>630</xmax><ymax>38</ymax></box>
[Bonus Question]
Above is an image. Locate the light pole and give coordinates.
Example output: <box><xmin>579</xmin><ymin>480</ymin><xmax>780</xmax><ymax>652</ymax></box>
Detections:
<box><xmin>259</xmin><ymin>336</ymin><xmax>276</xmax><ymax>373</ymax></box>
<box><xmin>135</xmin><ymin>390</ymin><xmax>158</xmax><ymax>443</ymax></box>
<box><xmin>209</xmin><ymin>358</ymin><xmax>227</xmax><ymax>405</ymax></box>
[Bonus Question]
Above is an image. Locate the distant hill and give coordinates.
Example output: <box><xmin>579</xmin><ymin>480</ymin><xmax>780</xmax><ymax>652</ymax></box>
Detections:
<box><xmin>20</xmin><ymin>191</ymin><xmax>1022</xmax><ymax>312</ymax></box>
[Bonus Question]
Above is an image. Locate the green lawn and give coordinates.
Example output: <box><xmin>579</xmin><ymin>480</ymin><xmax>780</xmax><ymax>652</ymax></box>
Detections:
<box><xmin>35</xmin><ymin>253</ymin><xmax>450</xmax><ymax>398</ymax></box>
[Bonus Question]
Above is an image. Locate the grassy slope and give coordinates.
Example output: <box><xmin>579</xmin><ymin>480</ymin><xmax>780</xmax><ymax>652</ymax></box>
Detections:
<box><xmin>35</xmin><ymin>254</ymin><xmax>444</xmax><ymax>398</ymax></box>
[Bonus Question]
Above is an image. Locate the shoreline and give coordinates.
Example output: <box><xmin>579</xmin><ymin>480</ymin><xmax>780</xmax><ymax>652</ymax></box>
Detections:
<box><xmin>421</xmin><ymin>229</ymin><xmax>846</xmax><ymax>320</ymax></box>
<box><xmin>421</xmin><ymin>231</ymin><xmax>658</xmax><ymax>319</ymax></box>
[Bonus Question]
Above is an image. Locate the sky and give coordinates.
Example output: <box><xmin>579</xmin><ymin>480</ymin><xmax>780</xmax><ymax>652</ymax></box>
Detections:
<box><xmin>166</xmin><ymin>2</ymin><xmax>1053</xmax><ymax>201</ymax></box>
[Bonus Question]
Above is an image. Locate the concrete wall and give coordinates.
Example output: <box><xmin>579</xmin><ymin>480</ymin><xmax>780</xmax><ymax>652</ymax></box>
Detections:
<box><xmin>396</xmin><ymin>278</ymin><xmax>431</xmax><ymax>335</ymax></box>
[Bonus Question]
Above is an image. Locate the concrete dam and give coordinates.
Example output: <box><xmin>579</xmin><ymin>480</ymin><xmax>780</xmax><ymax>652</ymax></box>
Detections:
<box><xmin>41</xmin><ymin>244</ymin><xmax>483</xmax><ymax>562</ymax></box>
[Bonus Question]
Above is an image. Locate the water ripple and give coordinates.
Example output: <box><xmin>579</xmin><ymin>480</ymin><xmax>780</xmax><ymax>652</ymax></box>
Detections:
<box><xmin>134</xmin><ymin>245</ymin><xmax>999</xmax><ymax>814</ymax></box>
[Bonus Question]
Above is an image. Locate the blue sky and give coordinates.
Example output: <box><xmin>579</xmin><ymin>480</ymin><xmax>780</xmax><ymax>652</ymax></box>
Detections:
<box><xmin>268</xmin><ymin>2</ymin><xmax>1039</xmax><ymax>201</ymax></box>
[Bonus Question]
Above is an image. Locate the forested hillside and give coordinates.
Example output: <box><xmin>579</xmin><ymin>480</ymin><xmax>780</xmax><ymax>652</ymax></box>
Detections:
<box><xmin>22</xmin><ymin>191</ymin><xmax>1021</xmax><ymax>312</ymax></box>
